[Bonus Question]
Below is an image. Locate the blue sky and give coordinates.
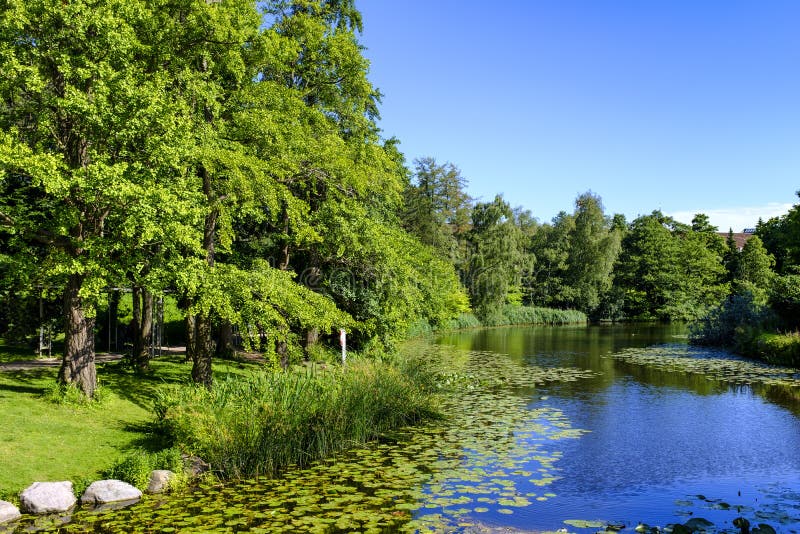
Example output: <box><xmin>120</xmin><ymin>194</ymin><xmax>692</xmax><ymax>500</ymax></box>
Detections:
<box><xmin>358</xmin><ymin>0</ymin><xmax>800</xmax><ymax>231</ymax></box>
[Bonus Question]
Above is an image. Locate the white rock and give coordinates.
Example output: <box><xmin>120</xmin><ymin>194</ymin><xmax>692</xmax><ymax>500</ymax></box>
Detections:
<box><xmin>0</xmin><ymin>500</ymin><xmax>21</xmax><ymax>523</ymax></box>
<box><xmin>147</xmin><ymin>470</ymin><xmax>175</xmax><ymax>494</ymax></box>
<box><xmin>19</xmin><ymin>481</ymin><xmax>76</xmax><ymax>514</ymax></box>
<box><xmin>80</xmin><ymin>480</ymin><xmax>142</xmax><ymax>505</ymax></box>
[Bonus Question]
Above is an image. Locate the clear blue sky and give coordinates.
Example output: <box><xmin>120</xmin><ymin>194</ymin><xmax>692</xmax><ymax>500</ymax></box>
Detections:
<box><xmin>358</xmin><ymin>0</ymin><xmax>800</xmax><ymax>231</ymax></box>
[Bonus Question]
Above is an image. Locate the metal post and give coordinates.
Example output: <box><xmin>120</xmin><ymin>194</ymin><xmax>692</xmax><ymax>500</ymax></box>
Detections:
<box><xmin>339</xmin><ymin>328</ymin><xmax>347</xmax><ymax>365</ymax></box>
<box><xmin>108</xmin><ymin>290</ymin><xmax>112</xmax><ymax>354</ymax></box>
<box><xmin>38</xmin><ymin>295</ymin><xmax>44</xmax><ymax>356</ymax></box>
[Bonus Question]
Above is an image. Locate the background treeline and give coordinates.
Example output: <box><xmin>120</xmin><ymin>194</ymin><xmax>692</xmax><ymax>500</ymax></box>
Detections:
<box><xmin>1</xmin><ymin>0</ymin><xmax>798</xmax><ymax>399</ymax></box>
<box><xmin>401</xmin><ymin>158</ymin><xmax>738</xmax><ymax>325</ymax></box>
<box><xmin>691</xmin><ymin>197</ymin><xmax>800</xmax><ymax>364</ymax></box>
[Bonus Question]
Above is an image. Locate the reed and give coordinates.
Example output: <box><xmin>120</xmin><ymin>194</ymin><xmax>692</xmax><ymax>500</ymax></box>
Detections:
<box><xmin>153</xmin><ymin>357</ymin><xmax>441</xmax><ymax>479</ymax></box>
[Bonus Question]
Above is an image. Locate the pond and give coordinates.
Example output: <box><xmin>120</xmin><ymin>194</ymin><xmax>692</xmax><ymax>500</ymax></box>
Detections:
<box><xmin>10</xmin><ymin>324</ymin><xmax>800</xmax><ymax>533</ymax></box>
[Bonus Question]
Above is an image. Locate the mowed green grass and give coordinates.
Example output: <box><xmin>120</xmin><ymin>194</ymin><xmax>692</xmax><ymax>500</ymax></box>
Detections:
<box><xmin>0</xmin><ymin>354</ymin><xmax>261</xmax><ymax>500</ymax></box>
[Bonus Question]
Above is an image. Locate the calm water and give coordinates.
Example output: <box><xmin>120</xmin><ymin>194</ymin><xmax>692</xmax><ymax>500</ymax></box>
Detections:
<box><xmin>436</xmin><ymin>324</ymin><xmax>800</xmax><ymax>531</ymax></box>
<box><xmin>11</xmin><ymin>324</ymin><xmax>800</xmax><ymax>533</ymax></box>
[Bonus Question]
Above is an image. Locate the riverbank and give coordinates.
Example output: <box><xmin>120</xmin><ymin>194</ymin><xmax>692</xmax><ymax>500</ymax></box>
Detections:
<box><xmin>0</xmin><ymin>348</ymin><xmax>442</xmax><ymax>507</ymax></box>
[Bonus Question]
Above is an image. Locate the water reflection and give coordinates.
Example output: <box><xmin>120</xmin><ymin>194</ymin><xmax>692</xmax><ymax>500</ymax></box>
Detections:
<box><xmin>437</xmin><ymin>324</ymin><xmax>800</xmax><ymax>530</ymax></box>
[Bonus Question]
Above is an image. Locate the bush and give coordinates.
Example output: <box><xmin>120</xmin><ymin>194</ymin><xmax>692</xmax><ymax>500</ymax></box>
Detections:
<box><xmin>104</xmin><ymin>447</ymin><xmax>185</xmax><ymax>491</ymax></box>
<box><xmin>754</xmin><ymin>332</ymin><xmax>800</xmax><ymax>367</ymax></box>
<box><xmin>770</xmin><ymin>274</ymin><xmax>800</xmax><ymax>330</ymax></box>
<box><xmin>689</xmin><ymin>291</ymin><xmax>775</xmax><ymax>350</ymax></box>
<box><xmin>153</xmin><ymin>357</ymin><xmax>441</xmax><ymax>479</ymax></box>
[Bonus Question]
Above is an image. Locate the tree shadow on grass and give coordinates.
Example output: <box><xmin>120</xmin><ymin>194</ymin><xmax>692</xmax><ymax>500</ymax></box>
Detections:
<box><xmin>0</xmin><ymin>369</ymin><xmax>55</xmax><ymax>396</ymax></box>
<box><xmin>97</xmin><ymin>356</ymin><xmax>194</xmax><ymax>412</ymax></box>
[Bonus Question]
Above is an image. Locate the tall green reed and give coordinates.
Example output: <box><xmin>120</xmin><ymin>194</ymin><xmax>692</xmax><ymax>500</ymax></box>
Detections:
<box><xmin>153</xmin><ymin>358</ymin><xmax>440</xmax><ymax>479</ymax></box>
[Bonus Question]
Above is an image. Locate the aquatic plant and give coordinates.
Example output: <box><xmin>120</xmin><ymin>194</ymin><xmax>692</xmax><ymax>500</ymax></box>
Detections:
<box><xmin>153</xmin><ymin>357</ymin><xmax>441</xmax><ymax>479</ymax></box>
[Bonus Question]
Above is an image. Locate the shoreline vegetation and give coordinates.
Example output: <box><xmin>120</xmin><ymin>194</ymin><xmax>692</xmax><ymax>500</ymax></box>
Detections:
<box><xmin>0</xmin><ymin>304</ymin><xmax>584</xmax><ymax>504</ymax></box>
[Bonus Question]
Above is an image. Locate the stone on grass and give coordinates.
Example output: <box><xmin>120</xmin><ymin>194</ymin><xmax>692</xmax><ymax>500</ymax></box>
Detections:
<box><xmin>80</xmin><ymin>480</ymin><xmax>142</xmax><ymax>505</ymax></box>
<box><xmin>19</xmin><ymin>481</ymin><xmax>76</xmax><ymax>514</ymax></box>
<box><xmin>0</xmin><ymin>500</ymin><xmax>21</xmax><ymax>524</ymax></box>
<box><xmin>147</xmin><ymin>470</ymin><xmax>175</xmax><ymax>494</ymax></box>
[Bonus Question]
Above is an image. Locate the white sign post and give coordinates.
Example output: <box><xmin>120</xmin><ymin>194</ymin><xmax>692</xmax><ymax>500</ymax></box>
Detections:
<box><xmin>339</xmin><ymin>328</ymin><xmax>347</xmax><ymax>365</ymax></box>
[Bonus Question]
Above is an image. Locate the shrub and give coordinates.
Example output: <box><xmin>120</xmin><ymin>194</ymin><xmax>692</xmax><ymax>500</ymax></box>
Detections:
<box><xmin>443</xmin><ymin>313</ymin><xmax>481</xmax><ymax>331</ymax></box>
<box><xmin>754</xmin><ymin>332</ymin><xmax>800</xmax><ymax>367</ymax></box>
<box><xmin>769</xmin><ymin>274</ymin><xmax>800</xmax><ymax>330</ymax></box>
<box><xmin>104</xmin><ymin>447</ymin><xmax>185</xmax><ymax>491</ymax></box>
<box><xmin>689</xmin><ymin>291</ymin><xmax>775</xmax><ymax>350</ymax></box>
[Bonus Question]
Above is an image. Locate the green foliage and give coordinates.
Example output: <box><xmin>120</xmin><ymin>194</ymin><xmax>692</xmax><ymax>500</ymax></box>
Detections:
<box><xmin>153</xmin><ymin>358</ymin><xmax>441</xmax><ymax>478</ymax></box>
<box><xmin>104</xmin><ymin>447</ymin><xmax>185</xmax><ymax>491</ymax></box>
<box><xmin>42</xmin><ymin>381</ymin><xmax>107</xmax><ymax>406</ymax></box>
<box><xmin>443</xmin><ymin>313</ymin><xmax>482</xmax><ymax>331</ymax></box>
<box><xmin>754</xmin><ymin>332</ymin><xmax>800</xmax><ymax>367</ymax></box>
<box><xmin>466</xmin><ymin>195</ymin><xmax>527</xmax><ymax>323</ymax></box>
<box><xmin>479</xmin><ymin>305</ymin><xmax>586</xmax><ymax>327</ymax></box>
<box><xmin>615</xmin><ymin>211</ymin><xmax>727</xmax><ymax>321</ymax></box>
<box><xmin>769</xmin><ymin>274</ymin><xmax>800</xmax><ymax>329</ymax></box>
<box><xmin>561</xmin><ymin>193</ymin><xmax>621</xmax><ymax>316</ymax></box>
<box><xmin>733</xmin><ymin>236</ymin><xmax>774</xmax><ymax>298</ymax></box>
<box><xmin>402</xmin><ymin>157</ymin><xmax>471</xmax><ymax>263</ymax></box>
<box><xmin>689</xmin><ymin>291</ymin><xmax>775</xmax><ymax>351</ymax></box>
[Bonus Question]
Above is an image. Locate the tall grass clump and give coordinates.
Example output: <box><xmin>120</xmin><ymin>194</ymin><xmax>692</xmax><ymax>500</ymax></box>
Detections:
<box><xmin>480</xmin><ymin>305</ymin><xmax>587</xmax><ymax>327</ymax></box>
<box><xmin>153</xmin><ymin>358</ymin><xmax>441</xmax><ymax>479</ymax></box>
<box><xmin>443</xmin><ymin>313</ymin><xmax>482</xmax><ymax>331</ymax></box>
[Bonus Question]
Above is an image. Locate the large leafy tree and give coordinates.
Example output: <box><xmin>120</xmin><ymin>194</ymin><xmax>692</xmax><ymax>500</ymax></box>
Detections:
<box><xmin>466</xmin><ymin>195</ymin><xmax>526</xmax><ymax>323</ymax></box>
<box><xmin>0</xmin><ymin>0</ymin><xmax>199</xmax><ymax>396</ymax></box>
<box><xmin>561</xmin><ymin>192</ymin><xmax>621</xmax><ymax>316</ymax></box>
<box><xmin>733</xmin><ymin>235</ymin><xmax>774</xmax><ymax>301</ymax></box>
<box><xmin>614</xmin><ymin>211</ymin><xmax>726</xmax><ymax>320</ymax></box>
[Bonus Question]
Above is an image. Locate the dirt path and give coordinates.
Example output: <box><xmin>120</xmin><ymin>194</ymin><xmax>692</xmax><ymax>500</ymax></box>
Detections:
<box><xmin>0</xmin><ymin>347</ymin><xmax>185</xmax><ymax>372</ymax></box>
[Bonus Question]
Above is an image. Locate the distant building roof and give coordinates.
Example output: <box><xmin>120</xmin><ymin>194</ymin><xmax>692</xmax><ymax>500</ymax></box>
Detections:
<box><xmin>717</xmin><ymin>231</ymin><xmax>754</xmax><ymax>251</ymax></box>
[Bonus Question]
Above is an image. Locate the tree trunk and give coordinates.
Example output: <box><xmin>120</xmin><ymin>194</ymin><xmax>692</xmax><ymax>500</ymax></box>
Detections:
<box><xmin>184</xmin><ymin>312</ymin><xmax>196</xmax><ymax>363</ymax></box>
<box><xmin>216</xmin><ymin>320</ymin><xmax>235</xmax><ymax>359</ymax></box>
<box><xmin>131</xmin><ymin>287</ymin><xmax>153</xmax><ymax>373</ymax></box>
<box><xmin>58</xmin><ymin>274</ymin><xmax>97</xmax><ymax>397</ymax></box>
<box><xmin>192</xmin><ymin>312</ymin><xmax>213</xmax><ymax>387</ymax></box>
<box><xmin>304</xmin><ymin>328</ymin><xmax>319</xmax><ymax>360</ymax></box>
<box><xmin>276</xmin><ymin>339</ymin><xmax>289</xmax><ymax>370</ymax></box>
<box><xmin>108</xmin><ymin>290</ymin><xmax>120</xmax><ymax>352</ymax></box>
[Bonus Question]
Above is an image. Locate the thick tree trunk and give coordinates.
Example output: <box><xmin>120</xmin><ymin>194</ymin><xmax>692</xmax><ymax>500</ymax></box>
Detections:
<box><xmin>131</xmin><ymin>287</ymin><xmax>153</xmax><ymax>373</ymax></box>
<box><xmin>58</xmin><ymin>274</ymin><xmax>97</xmax><ymax>397</ymax></box>
<box><xmin>192</xmin><ymin>312</ymin><xmax>213</xmax><ymax>387</ymax></box>
<box><xmin>215</xmin><ymin>320</ymin><xmax>235</xmax><ymax>359</ymax></box>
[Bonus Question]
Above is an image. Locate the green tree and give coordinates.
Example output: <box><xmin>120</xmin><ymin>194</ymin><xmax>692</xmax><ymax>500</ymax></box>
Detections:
<box><xmin>466</xmin><ymin>196</ymin><xmax>526</xmax><ymax>323</ymax></box>
<box><xmin>614</xmin><ymin>211</ymin><xmax>726</xmax><ymax>321</ymax></box>
<box><xmin>561</xmin><ymin>192</ymin><xmax>621</xmax><ymax>316</ymax></box>
<box><xmin>733</xmin><ymin>235</ymin><xmax>774</xmax><ymax>301</ymax></box>
<box><xmin>526</xmin><ymin>211</ymin><xmax>574</xmax><ymax>307</ymax></box>
<box><xmin>402</xmin><ymin>157</ymin><xmax>471</xmax><ymax>265</ymax></box>
<box><xmin>0</xmin><ymin>0</ymin><xmax>200</xmax><ymax>396</ymax></box>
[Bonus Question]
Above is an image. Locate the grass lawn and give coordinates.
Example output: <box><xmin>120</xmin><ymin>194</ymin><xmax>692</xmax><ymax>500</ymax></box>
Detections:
<box><xmin>0</xmin><ymin>354</ymin><xmax>262</xmax><ymax>501</ymax></box>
